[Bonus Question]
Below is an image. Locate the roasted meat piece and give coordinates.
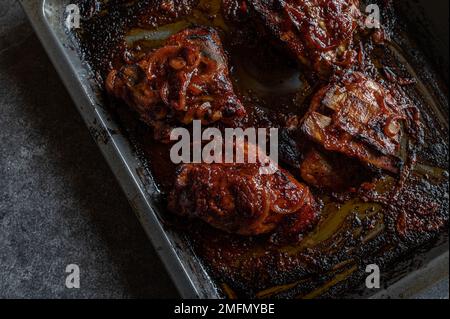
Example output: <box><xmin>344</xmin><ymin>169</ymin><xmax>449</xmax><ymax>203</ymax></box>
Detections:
<box><xmin>302</xmin><ymin>72</ymin><xmax>407</xmax><ymax>174</ymax></box>
<box><xmin>106</xmin><ymin>27</ymin><xmax>246</xmax><ymax>140</ymax></box>
<box><xmin>300</xmin><ymin>148</ymin><xmax>372</xmax><ymax>191</ymax></box>
<box><xmin>249</xmin><ymin>0</ymin><xmax>363</xmax><ymax>77</ymax></box>
<box><xmin>168</xmin><ymin>143</ymin><xmax>319</xmax><ymax>237</ymax></box>
<box><xmin>301</xmin><ymin>149</ymin><xmax>345</xmax><ymax>189</ymax></box>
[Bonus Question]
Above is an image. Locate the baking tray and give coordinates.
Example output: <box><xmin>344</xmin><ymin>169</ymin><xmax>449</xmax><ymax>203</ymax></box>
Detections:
<box><xmin>19</xmin><ymin>0</ymin><xmax>449</xmax><ymax>299</ymax></box>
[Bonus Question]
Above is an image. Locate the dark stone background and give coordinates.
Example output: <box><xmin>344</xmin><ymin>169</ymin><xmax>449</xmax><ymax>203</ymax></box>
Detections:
<box><xmin>0</xmin><ymin>0</ymin><xmax>447</xmax><ymax>299</ymax></box>
<box><xmin>0</xmin><ymin>0</ymin><xmax>178</xmax><ymax>298</ymax></box>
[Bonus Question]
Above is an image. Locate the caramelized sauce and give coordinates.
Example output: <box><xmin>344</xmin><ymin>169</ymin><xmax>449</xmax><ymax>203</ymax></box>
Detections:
<box><xmin>75</xmin><ymin>0</ymin><xmax>449</xmax><ymax>298</ymax></box>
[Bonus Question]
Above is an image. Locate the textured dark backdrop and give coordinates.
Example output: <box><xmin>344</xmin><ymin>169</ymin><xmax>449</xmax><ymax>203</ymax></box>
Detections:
<box><xmin>0</xmin><ymin>0</ymin><xmax>447</xmax><ymax>299</ymax></box>
<box><xmin>0</xmin><ymin>0</ymin><xmax>178</xmax><ymax>298</ymax></box>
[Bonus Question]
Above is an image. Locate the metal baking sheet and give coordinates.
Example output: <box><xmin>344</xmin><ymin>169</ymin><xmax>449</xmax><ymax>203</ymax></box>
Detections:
<box><xmin>19</xmin><ymin>0</ymin><xmax>449</xmax><ymax>299</ymax></box>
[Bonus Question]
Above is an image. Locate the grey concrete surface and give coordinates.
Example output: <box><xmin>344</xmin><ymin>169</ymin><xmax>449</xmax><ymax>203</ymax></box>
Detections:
<box><xmin>416</xmin><ymin>279</ymin><xmax>449</xmax><ymax>300</ymax></box>
<box><xmin>0</xmin><ymin>0</ymin><xmax>178</xmax><ymax>299</ymax></box>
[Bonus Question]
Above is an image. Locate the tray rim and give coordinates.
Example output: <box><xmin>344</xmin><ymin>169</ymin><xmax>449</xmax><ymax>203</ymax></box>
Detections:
<box><xmin>18</xmin><ymin>0</ymin><xmax>449</xmax><ymax>299</ymax></box>
<box><xmin>18</xmin><ymin>0</ymin><xmax>221</xmax><ymax>299</ymax></box>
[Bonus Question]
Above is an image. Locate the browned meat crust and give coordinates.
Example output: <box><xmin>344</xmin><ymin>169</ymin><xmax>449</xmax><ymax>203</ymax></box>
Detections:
<box><xmin>249</xmin><ymin>0</ymin><xmax>364</xmax><ymax>77</ymax></box>
<box><xmin>106</xmin><ymin>27</ymin><xmax>246</xmax><ymax>141</ymax></box>
<box><xmin>168</xmin><ymin>143</ymin><xmax>319</xmax><ymax>237</ymax></box>
<box><xmin>300</xmin><ymin>148</ymin><xmax>372</xmax><ymax>191</ymax></box>
<box><xmin>301</xmin><ymin>72</ymin><xmax>408</xmax><ymax>173</ymax></box>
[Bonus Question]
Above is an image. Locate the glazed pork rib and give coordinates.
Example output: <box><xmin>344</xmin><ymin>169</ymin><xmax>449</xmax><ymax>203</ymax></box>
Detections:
<box><xmin>301</xmin><ymin>72</ymin><xmax>406</xmax><ymax>174</ymax></box>
<box><xmin>106</xmin><ymin>27</ymin><xmax>246</xmax><ymax>140</ymax></box>
<box><xmin>249</xmin><ymin>0</ymin><xmax>364</xmax><ymax>77</ymax></box>
<box><xmin>169</xmin><ymin>143</ymin><xmax>319</xmax><ymax>237</ymax></box>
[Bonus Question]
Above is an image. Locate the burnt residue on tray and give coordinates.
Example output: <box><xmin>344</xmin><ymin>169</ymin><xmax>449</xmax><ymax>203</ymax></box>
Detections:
<box><xmin>74</xmin><ymin>0</ymin><xmax>449</xmax><ymax>298</ymax></box>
